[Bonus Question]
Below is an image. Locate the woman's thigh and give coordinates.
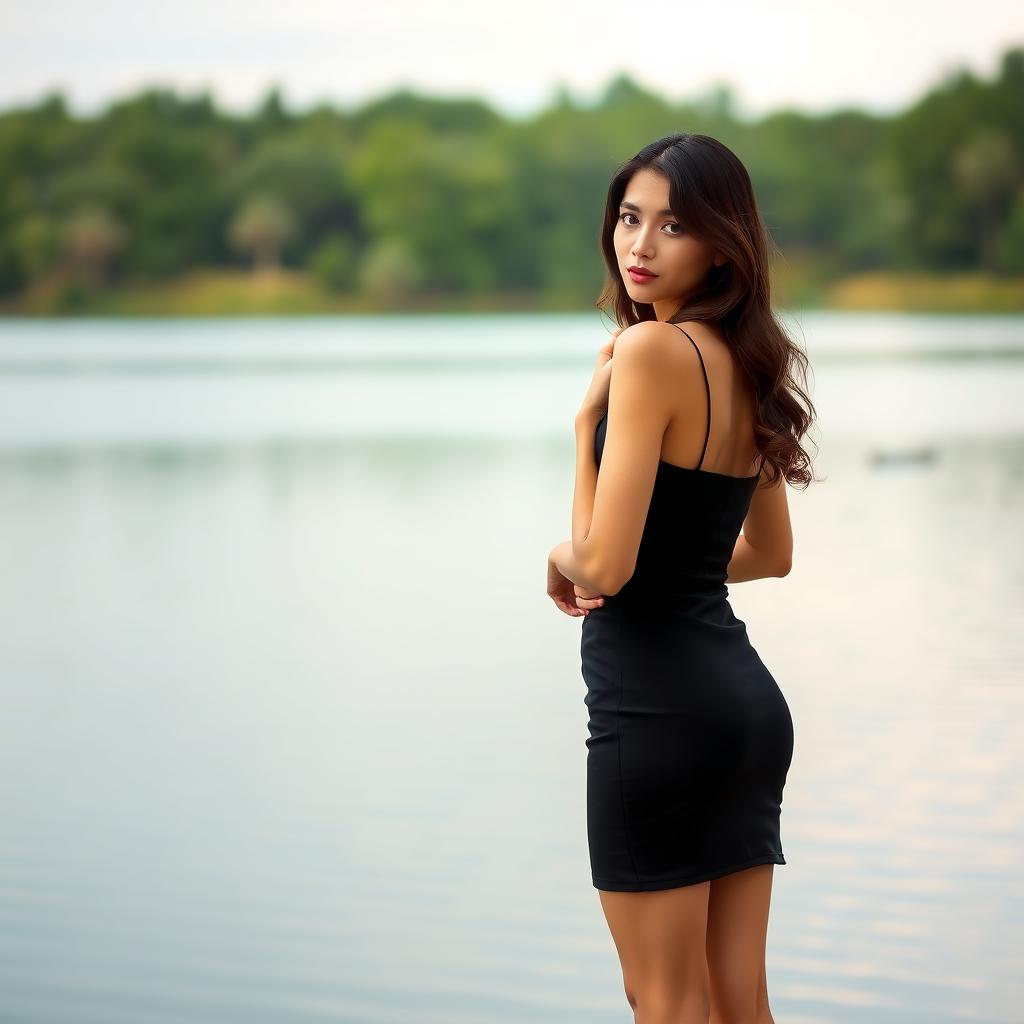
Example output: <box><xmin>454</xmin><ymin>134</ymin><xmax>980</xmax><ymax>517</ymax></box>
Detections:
<box><xmin>705</xmin><ymin>865</ymin><xmax>775</xmax><ymax>1023</ymax></box>
<box><xmin>598</xmin><ymin>883</ymin><xmax>711</xmax><ymax>1013</ymax></box>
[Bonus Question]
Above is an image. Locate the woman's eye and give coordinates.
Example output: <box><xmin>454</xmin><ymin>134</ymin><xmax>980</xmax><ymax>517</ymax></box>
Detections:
<box><xmin>618</xmin><ymin>212</ymin><xmax>682</xmax><ymax>234</ymax></box>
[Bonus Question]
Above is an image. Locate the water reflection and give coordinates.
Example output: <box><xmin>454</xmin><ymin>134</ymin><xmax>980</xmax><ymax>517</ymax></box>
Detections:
<box><xmin>0</xmin><ymin>313</ymin><xmax>1021</xmax><ymax>1023</ymax></box>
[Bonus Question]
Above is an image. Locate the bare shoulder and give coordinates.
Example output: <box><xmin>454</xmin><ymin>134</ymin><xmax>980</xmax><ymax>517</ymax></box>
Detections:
<box><xmin>610</xmin><ymin>321</ymin><xmax>685</xmax><ymax>379</ymax></box>
<box><xmin>612</xmin><ymin>320</ymin><xmax>717</xmax><ymax>411</ymax></box>
<box><xmin>615</xmin><ymin>319</ymin><xmax>685</xmax><ymax>352</ymax></box>
<box><xmin>669</xmin><ymin>318</ymin><xmax>729</xmax><ymax>354</ymax></box>
<box><xmin>614</xmin><ymin>319</ymin><xmax>712</xmax><ymax>372</ymax></box>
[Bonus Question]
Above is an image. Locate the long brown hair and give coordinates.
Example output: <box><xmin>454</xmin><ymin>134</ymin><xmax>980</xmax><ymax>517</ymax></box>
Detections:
<box><xmin>596</xmin><ymin>132</ymin><xmax>818</xmax><ymax>488</ymax></box>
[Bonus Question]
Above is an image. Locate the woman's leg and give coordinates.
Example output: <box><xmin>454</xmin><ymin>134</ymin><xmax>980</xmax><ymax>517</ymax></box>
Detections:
<box><xmin>598</xmin><ymin>882</ymin><xmax>711</xmax><ymax>1024</ymax></box>
<box><xmin>705</xmin><ymin>864</ymin><xmax>776</xmax><ymax>1024</ymax></box>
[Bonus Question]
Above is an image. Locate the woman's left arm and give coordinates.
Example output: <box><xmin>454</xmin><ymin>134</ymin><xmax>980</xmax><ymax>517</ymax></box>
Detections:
<box><xmin>571</xmin><ymin>409</ymin><xmax>602</xmax><ymax>550</ymax></box>
<box><xmin>550</xmin><ymin>324</ymin><xmax>674</xmax><ymax>596</ymax></box>
<box><xmin>548</xmin><ymin>410</ymin><xmax>606</xmax><ymax>592</ymax></box>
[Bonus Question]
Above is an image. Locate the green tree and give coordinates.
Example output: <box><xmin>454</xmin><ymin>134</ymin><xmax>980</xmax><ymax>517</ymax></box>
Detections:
<box><xmin>228</xmin><ymin>194</ymin><xmax>296</xmax><ymax>273</ymax></box>
<box><xmin>311</xmin><ymin>234</ymin><xmax>358</xmax><ymax>293</ymax></box>
<box><xmin>951</xmin><ymin>128</ymin><xmax>1020</xmax><ymax>271</ymax></box>
<box><xmin>994</xmin><ymin>187</ymin><xmax>1024</xmax><ymax>272</ymax></box>
<box><xmin>62</xmin><ymin>206</ymin><xmax>123</xmax><ymax>286</ymax></box>
<box><xmin>358</xmin><ymin>237</ymin><xmax>424</xmax><ymax>304</ymax></box>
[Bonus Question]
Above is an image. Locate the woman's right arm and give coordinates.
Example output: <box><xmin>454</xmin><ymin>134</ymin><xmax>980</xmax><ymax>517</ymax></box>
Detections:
<box><xmin>726</xmin><ymin>470</ymin><xmax>793</xmax><ymax>583</ymax></box>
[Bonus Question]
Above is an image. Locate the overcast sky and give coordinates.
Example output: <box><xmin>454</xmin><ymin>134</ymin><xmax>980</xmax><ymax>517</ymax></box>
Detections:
<box><xmin>2</xmin><ymin>0</ymin><xmax>1019</xmax><ymax>120</ymax></box>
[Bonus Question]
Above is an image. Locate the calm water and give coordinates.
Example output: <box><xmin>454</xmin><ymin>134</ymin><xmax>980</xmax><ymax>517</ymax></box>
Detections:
<box><xmin>0</xmin><ymin>311</ymin><xmax>1021</xmax><ymax>1024</ymax></box>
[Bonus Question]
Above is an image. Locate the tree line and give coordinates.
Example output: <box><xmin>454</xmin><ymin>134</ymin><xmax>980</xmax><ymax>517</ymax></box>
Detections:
<box><xmin>0</xmin><ymin>46</ymin><xmax>1021</xmax><ymax>310</ymax></box>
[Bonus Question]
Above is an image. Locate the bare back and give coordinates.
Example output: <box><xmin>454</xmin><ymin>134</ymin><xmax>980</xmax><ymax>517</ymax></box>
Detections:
<box><xmin>658</xmin><ymin>321</ymin><xmax>760</xmax><ymax>478</ymax></box>
<box><xmin>657</xmin><ymin>320</ymin><xmax>792</xmax><ymax>566</ymax></box>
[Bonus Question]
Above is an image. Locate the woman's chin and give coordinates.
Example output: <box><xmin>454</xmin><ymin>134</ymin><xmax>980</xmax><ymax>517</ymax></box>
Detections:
<box><xmin>625</xmin><ymin>283</ymin><xmax>661</xmax><ymax>301</ymax></box>
<box><xmin>623</xmin><ymin>278</ymin><xmax>648</xmax><ymax>293</ymax></box>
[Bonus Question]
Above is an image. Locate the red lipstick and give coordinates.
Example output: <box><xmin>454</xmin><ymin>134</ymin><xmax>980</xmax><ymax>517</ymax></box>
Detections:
<box><xmin>627</xmin><ymin>265</ymin><xmax>657</xmax><ymax>283</ymax></box>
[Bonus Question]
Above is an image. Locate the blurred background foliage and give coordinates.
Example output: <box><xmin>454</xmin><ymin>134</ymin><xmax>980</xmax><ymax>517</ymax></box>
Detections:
<box><xmin>1</xmin><ymin>46</ymin><xmax>1022</xmax><ymax>315</ymax></box>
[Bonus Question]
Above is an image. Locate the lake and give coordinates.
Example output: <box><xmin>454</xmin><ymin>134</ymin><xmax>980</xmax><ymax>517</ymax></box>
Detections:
<box><xmin>0</xmin><ymin>311</ymin><xmax>1021</xmax><ymax>1023</ymax></box>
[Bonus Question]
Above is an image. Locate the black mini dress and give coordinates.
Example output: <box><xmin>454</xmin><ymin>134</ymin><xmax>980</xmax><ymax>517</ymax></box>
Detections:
<box><xmin>580</xmin><ymin>325</ymin><xmax>794</xmax><ymax>892</ymax></box>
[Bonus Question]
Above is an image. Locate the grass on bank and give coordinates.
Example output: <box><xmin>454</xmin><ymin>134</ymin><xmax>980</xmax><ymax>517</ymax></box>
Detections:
<box><xmin>2</xmin><ymin>266</ymin><xmax>1023</xmax><ymax>316</ymax></box>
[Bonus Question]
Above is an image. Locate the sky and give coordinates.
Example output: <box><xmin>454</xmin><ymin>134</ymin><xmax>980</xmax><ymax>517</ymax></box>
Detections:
<box><xmin>2</xmin><ymin>0</ymin><xmax>1020</xmax><ymax>121</ymax></box>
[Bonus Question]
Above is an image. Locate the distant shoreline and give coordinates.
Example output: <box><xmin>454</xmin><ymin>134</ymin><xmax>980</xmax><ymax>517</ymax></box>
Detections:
<box><xmin>2</xmin><ymin>267</ymin><xmax>1022</xmax><ymax>317</ymax></box>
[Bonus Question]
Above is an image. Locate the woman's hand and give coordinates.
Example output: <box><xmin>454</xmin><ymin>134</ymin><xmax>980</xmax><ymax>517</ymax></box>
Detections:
<box><xmin>547</xmin><ymin>549</ymin><xmax>606</xmax><ymax>617</ymax></box>
<box><xmin>577</xmin><ymin>326</ymin><xmax>624</xmax><ymax>420</ymax></box>
<box><xmin>573</xmin><ymin>584</ymin><xmax>606</xmax><ymax>614</ymax></box>
<box><xmin>547</xmin><ymin>551</ymin><xmax>583</xmax><ymax>616</ymax></box>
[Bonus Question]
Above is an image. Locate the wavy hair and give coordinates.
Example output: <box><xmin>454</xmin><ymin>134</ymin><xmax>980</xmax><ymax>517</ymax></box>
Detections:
<box><xmin>595</xmin><ymin>132</ymin><xmax>818</xmax><ymax>488</ymax></box>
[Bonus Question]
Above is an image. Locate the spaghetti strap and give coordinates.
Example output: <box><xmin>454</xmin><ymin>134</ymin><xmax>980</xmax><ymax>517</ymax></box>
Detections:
<box><xmin>670</xmin><ymin>324</ymin><xmax>711</xmax><ymax>471</ymax></box>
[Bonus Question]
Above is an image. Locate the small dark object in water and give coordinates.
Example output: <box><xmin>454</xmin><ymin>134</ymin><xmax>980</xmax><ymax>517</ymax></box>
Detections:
<box><xmin>869</xmin><ymin>448</ymin><xmax>938</xmax><ymax>469</ymax></box>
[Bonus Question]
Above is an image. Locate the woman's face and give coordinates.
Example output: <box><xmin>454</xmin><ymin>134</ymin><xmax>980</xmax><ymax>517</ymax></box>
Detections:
<box><xmin>613</xmin><ymin>167</ymin><xmax>726</xmax><ymax>320</ymax></box>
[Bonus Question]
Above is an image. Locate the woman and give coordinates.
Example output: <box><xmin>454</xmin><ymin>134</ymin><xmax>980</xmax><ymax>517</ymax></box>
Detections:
<box><xmin>547</xmin><ymin>133</ymin><xmax>817</xmax><ymax>1024</ymax></box>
